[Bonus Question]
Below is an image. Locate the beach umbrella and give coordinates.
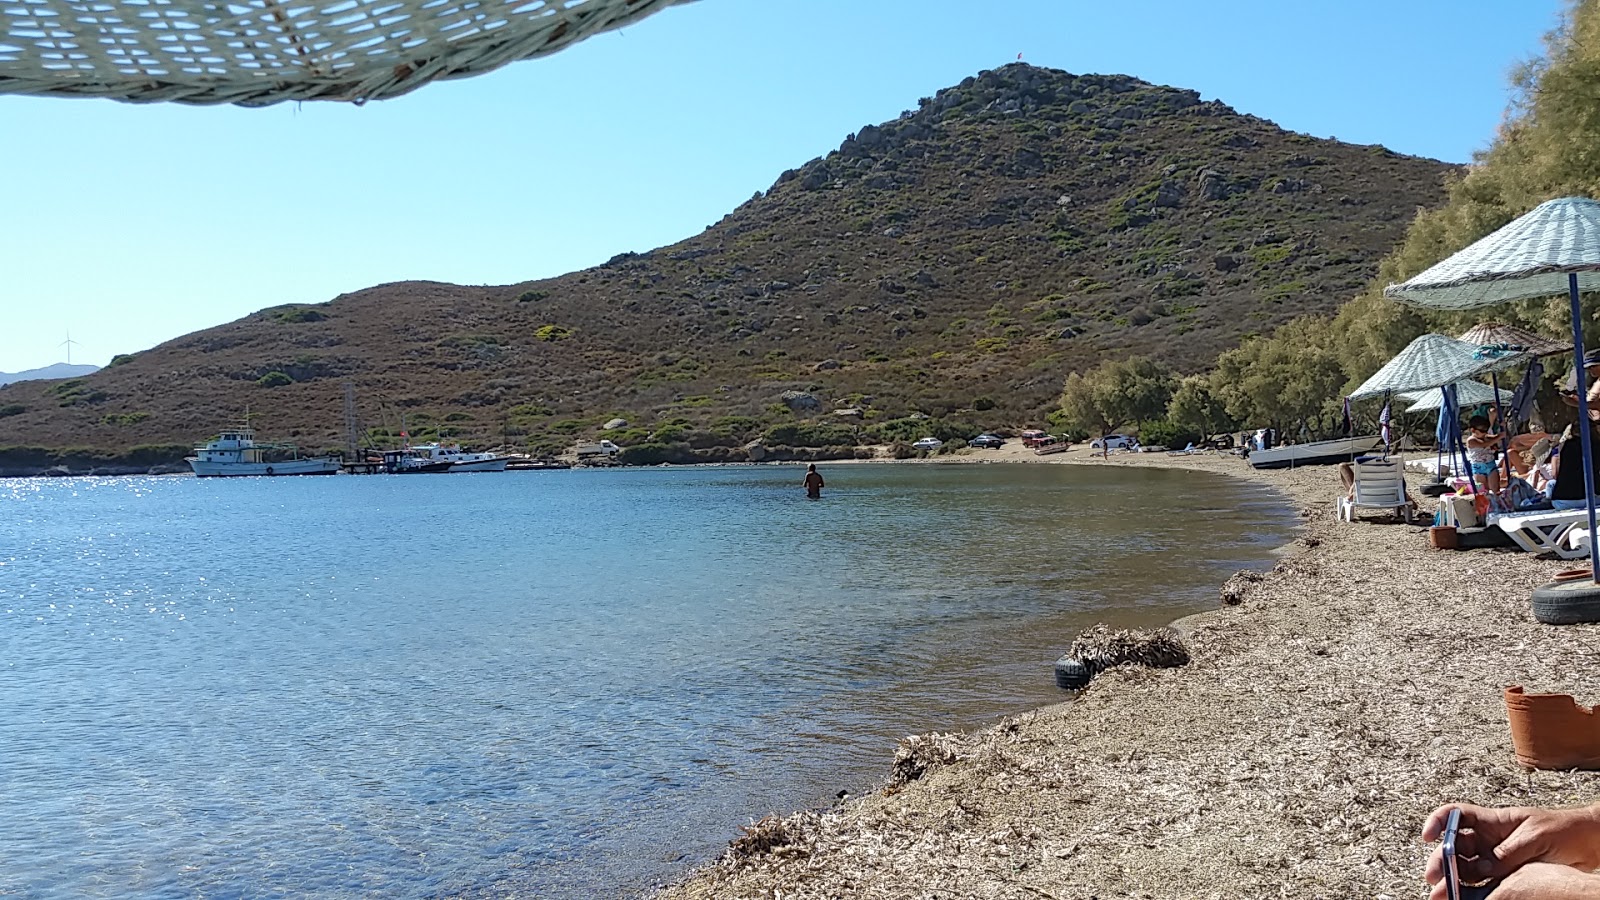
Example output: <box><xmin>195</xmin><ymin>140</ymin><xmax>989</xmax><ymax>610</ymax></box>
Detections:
<box><xmin>1348</xmin><ymin>333</ymin><xmax>1526</xmax><ymax>400</ymax></box>
<box><xmin>0</xmin><ymin>0</ymin><xmax>690</xmax><ymax>106</ymax></box>
<box><xmin>1386</xmin><ymin>196</ymin><xmax>1600</xmax><ymax>586</ymax></box>
<box><xmin>1400</xmin><ymin>380</ymin><xmax>1500</xmax><ymax>413</ymax></box>
<box><xmin>1458</xmin><ymin>322</ymin><xmax>1568</xmax><ymax>357</ymax></box>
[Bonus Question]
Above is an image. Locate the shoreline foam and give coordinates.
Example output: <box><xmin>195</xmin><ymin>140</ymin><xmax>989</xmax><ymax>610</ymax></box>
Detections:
<box><xmin>655</xmin><ymin>450</ymin><xmax>1600</xmax><ymax>900</ymax></box>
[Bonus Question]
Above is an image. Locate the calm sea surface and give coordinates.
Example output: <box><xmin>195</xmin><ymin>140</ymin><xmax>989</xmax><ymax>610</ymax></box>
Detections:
<box><xmin>0</xmin><ymin>463</ymin><xmax>1295</xmax><ymax>898</ymax></box>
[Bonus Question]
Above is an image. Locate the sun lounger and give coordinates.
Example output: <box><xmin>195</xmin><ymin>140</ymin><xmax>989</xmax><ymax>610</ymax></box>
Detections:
<box><xmin>1337</xmin><ymin>456</ymin><xmax>1411</xmax><ymax>523</ymax></box>
<box><xmin>1488</xmin><ymin>509</ymin><xmax>1593</xmax><ymax>559</ymax></box>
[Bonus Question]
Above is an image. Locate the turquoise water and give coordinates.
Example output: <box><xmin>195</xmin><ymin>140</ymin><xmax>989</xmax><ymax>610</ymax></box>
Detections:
<box><xmin>0</xmin><ymin>463</ymin><xmax>1294</xmax><ymax>898</ymax></box>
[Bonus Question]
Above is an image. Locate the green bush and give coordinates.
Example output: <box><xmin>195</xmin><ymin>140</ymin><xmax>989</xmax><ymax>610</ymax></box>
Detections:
<box><xmin>868</xmin><ymin>417</ymin><xmax>978</xmax><ymax>444</ymax></box>
<box><xmin>762</xmin><ymin>422</ymin><xmax>858</xmax><ymax>447</ymax></box>
<box><xmin>650</xmin><ymin>424</ymin><xmax>690</xmax><ymax>443</ymax></box>
<box><xmin>256</xmin><ymin>372</ymin><xmax>294</xmax><ymax>388</ymax></box>
<box><xmin>517</xmin><ymin>290</ymin><xmax>549</xmax><ymax>303</ymax></box>
<box><xmin>1137</xmin><ymin>419</ymin><xmax>1200</xmax><ymax>449</ymax></box>
<box><xmin>973</xmin><ymin>396</ymin><xmax>996</xmax><ymax>411</ymax></box>
<box><xmin>270</xmin><ymin>306</ymin><xmax>326</xmax><ymax>324</ymax></box>
<box><xmin>535</xmin><ymin>325</ymin><xmax>573</xmax><ymax>342</ymax></box>
<box><xmin>618</xmin><ymin>442</ymin><xmax>696</xmax><ymax>465</ymax></box>
<box><xmin>50</xmin><ymin>380</ymin><xmax>107</xmax><ymax>407</ymax></box>
<box><xmin>0</xmin><ymin>404</ymin><xmax>23</xmax><ymax>418</ymax></box>
<box><xmin>107</xmin><ymin>354</ymin><xmax>136</xmax><ymax>367</ymax></box>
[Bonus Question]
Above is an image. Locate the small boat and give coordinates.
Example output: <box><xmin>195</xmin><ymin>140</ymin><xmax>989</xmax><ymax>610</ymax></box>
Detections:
<box><xmin>1247</xmin><ymin>435</ymin><xmax>1386</xmax><ymax>470</ymax></box>
<box><xmin>1033</xmin><ymin>435</ymin><xmax>1071</xmax><ymax>455</ymax></box>
<box><xmin>187</xmin><ymin>427</ymin><xmax>341</xmax><ymax>477</ymax></box>
<box><xmin>379</xmin><ymin>449</ymin><xmax>454</xmax><ymax>474</ymax></box>
<box><xmin>408</xmin><ymin>442</ymin><xmax>514</xmax><ymax>472</ymax></box>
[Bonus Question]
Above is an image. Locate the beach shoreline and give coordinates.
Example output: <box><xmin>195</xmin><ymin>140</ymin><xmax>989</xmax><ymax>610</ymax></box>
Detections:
<box><xmin>655</xmin><ymin>448</ymin><xmax>1600</xmax><ymax>900</ymax></box>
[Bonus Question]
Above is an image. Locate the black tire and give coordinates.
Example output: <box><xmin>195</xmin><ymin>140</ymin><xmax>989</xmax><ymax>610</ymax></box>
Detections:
<box><xmin>1531</xmin><ymin>577</ymin><xmax>1600</xmax><ymax>625</ymax></box>
<box><xmin>1419</xmin><ymin>483</ymin><xmax>1452</xmax><ymax>498</ymax></box>
<box><xmin>265</xmin><ymin>466</ymin><xmax>275</xmax><ymax>476</ymax></box>
<box><xmin>1054</xmin><ymin>656</ymin><xmax>1092</xmax><ymax>690</ymax></box>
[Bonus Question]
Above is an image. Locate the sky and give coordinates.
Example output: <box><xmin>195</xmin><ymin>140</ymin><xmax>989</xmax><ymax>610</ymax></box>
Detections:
<box><xmin>0</xmin><ymin>0</ymin><xmax>1569</xmax><ymax>373</ymax></box>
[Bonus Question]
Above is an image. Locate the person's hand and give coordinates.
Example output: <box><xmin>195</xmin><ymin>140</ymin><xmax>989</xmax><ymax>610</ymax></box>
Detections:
<box><xmin>1423</xmin><ymin>804</ymin><xmax>1600</xmax><ymax>889</ymax></box>
<box><xmin>1470</xmin><ymin>862</ymin><xmax>1600</xmax><ymax>900</ymax></box>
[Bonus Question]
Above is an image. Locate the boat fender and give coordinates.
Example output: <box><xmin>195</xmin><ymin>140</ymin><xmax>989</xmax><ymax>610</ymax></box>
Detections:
<box><xmin>265</xmin><ymin>466</ymin><xmax>275</xmax><ymax>476</ymax></box>
<box><xmin>1053</xmin><ymin>655</ymin><xmax>1093</xmax><ymax>690</ymax></box>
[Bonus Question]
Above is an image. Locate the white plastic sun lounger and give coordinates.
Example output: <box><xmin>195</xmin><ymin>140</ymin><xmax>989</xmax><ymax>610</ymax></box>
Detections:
<box><xmin>1488</xmin><ymin>509</ymin><xmax>1592</xmax><ymax>559</ymax></box>
<box><xmin>1337</xmin><ymin>457</ymin><xmax>1411</xmax><ymax>523</ymax></box>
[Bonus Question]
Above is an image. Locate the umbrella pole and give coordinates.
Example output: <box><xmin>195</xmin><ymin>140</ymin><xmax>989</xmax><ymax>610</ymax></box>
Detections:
<box><xmin>1492</xmin><ymin>373</ymin><xmax>1512</xmax><ymax>492</ymax></box>
<box><xmin>1567</xmin><ymin>272</ymin><xmax>1600</xmax><ymax>583</ymax></box>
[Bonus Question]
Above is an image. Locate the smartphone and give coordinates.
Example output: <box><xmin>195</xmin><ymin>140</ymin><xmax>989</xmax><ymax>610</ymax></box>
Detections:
<box><xmin>1441</xmin><ymin>808</ymin><xmax>1494</xmax><ymax>900</ymax></box>
<box><xmin>1441</xmin><ymin>808</ymin><xmax>1465</xmax><ymax>900</ymax></box>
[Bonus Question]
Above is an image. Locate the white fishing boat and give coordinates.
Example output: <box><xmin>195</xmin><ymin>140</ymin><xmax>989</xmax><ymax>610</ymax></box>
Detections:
<box><xmin>187</xmin><ymin>427</ymin><xmax>341</xmax><ymax>477</ymax></box>
<box><xmin>1247</xmin><ymin>434</ymin><xmax>1386</xmax><ymax>470</ymax></box>
<box><xmin>408</xmin><ymin>442</ymin><xmax>513</xmax><ymax>472</ymax></box>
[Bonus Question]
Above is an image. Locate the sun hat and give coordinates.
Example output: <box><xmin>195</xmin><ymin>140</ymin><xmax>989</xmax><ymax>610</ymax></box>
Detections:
<box><xmin>1563</xmin><ymin>349</ymin><xmax>1600</xmax><ymax>390</ymax></box>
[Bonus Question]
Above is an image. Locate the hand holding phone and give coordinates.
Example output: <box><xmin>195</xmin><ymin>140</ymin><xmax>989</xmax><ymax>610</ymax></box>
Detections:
<box><xmin>1441</xmin><ymin>808</ymin><xmax>1496</xmax><ymax>900</ymax></box>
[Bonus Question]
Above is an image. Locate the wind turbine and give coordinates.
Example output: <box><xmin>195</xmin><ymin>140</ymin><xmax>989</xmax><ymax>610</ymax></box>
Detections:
<box><xmin>59</xmin><ymin>330</ymin><xmax>79</xmax><ymax>365</ymax></box>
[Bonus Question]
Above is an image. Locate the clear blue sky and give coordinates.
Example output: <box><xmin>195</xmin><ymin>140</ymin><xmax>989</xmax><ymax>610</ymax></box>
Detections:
<box><xmin>0</xmin><ymin>0</ymin><xmax>1566</xmax><ymax>372</ymax></box>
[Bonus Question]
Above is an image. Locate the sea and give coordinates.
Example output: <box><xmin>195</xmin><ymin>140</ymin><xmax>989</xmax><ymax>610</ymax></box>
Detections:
<box><xmin>0</xmin><ymin>462</ymin><xmax>1296</xmax><ymax>899</ymax></box>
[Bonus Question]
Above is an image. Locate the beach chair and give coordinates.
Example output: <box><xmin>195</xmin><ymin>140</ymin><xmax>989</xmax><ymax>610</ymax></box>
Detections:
<box><xmin>1337</xmin><ymin>456</ymin><xmax>1412</xmax><ymax>523</ymax></box>
<box><xmin>1488</xmin><ymin>509</ymin><xmax>1592</xmax><ymax>559</ymax></box>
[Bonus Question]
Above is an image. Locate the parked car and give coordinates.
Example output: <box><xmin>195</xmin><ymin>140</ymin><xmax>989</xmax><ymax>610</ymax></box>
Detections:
<box><xmin>1019</xmin><ymin>429</ymin><xmax>1049</xmax><ymax>448</ymax></box>
<box><xmin>1089</xmin><ymin>434</ymin><xmax>1136</xmax><ymax>451</ymax></box>
<box><xmin>969</xmin><ymin>433</ymin><xmax>1004</xmax><ymax>449</ymax></box>
<box><xmin>911</xmin><ymin>437</ymin><xmax>944</xmax><ymax>451</ymax></box>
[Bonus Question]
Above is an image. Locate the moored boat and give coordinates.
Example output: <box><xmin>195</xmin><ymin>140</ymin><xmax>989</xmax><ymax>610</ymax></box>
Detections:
<box><xmin>408</xmin><ymin>442</ymin><xmax>513</xmax><ymax>472</ymax></box>
<box><xmin>1247</xmin><ymin>434</ymin><xmax>1386</xmax><ymax>470</ymax></box>
<box><xmin>187</xmin><ymin>427</ymin><xmax>341</xmax><ymax>477</ymax></box>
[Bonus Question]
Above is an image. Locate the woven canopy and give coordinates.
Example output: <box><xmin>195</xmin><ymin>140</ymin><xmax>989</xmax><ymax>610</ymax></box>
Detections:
<box><xmin>1457</xmin><ymin>322</ymin><xmax>1567</xmax><ymax>357</ymax></box>
<box><xmin>1400</xmin><ymin>379</ymin><xmax>1500</xmax><ymax>413</ymax></box>
<box><xmin>0</xmin><ymin>0</ymin><xmax>689</xmax><ymax>105</ymax></box>
<box><xmin>1348</xmin><ymin>333</ymin><xmax>1526</xmax><ymax>400</ymax></box>
<box><xmin>1384</xmin><ymin>197</ymin><xmax>1600</xmax><ymax>309</ymax></box>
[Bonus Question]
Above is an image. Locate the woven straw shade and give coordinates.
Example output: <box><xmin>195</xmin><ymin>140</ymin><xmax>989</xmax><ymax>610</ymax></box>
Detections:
<box><xmin>0</xmin><ymin>0</ymin><xmax>689</xmax><ymax>106</ymax></box>
<box><xmin>1384</xmin><ymin>197</ymin><xmax>1600</xmax><ymax>309</ymax></box>
<box><xmin>1400</xmin><ymin>380</ymin><xmax>1500</xmax><ymax>413</ymax></box>
<box><xmin>1457</xmin><ymin>322</ymin><xmax>1567</xmax><ymax>357</ymax></box>
<box><xmin>1348</xmin><ymin>333</ymin><xmax>1525</xmax><ymax>400</ymax></box>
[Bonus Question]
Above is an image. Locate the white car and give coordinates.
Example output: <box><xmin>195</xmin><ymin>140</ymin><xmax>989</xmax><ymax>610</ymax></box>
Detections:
<box><xmin>1089</xmin><ymin>434</ymin><xmax>1136</xmax><ymax>451</ymax></box>
<box><xmin>911</xmin><ymin>437</ymin><xmax>943</xmax><ymax>451</ymax></box>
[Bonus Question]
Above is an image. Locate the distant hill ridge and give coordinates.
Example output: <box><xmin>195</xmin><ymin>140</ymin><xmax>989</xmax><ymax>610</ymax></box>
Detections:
<box><xmin>0</xmin><ymin>63</ymin><xmax>1455</xmax><ymax>460</ymax></box>
<box><xmin>0</xmin><ymin>363</ymin><xmax>99</xmax><ymax>387</ymax></box>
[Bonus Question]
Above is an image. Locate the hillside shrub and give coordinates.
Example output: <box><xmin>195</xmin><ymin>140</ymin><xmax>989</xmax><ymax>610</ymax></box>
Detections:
<box><xmin>101</xmin><ymin>412</ymin><xmax>151</xmax><ymax>426</ymax></box>
<box><xmin>618</xmin><ymin>442</ymin><xmax>695</xmax><ymax>465</ymax></box>
<box><xmin>50</xmin><ymin>380</ymin><xmax>107</xmax><ymax>407</ymax></box>
<box><xmin>517</xmin><ymin>290</ymin><xmax>549</xmax><ymax>303</ymax></box>
<box><xmin>256</xmin><ymin>371</ymin><xmax>294</xmax><ymax>388</ymax></box>
<box><xmin>0</xmin><ymin>404</ymin><xmax>23</xmax><ymax>418</ymax></box>
<box><xmin>107</xmin><ymin>354</ymin><xmax>136</xmax><ymax>367</ymax></box>
<box><xmin>869</xmin><ymin>417</ymin><xmax>977</xmax><ymax>444</ymax></box>
<box><xmin>761</xmin><ymin>422</ymin><xmax>858</xmax><ymax>447</ymax></box>
<box><xmin>270</xmin><ymin>306</ymin><xmax>326</xmax><ymax>324</ymax></box>
<box><xmin>535</xmin><ymin>325</ymin><xmax>573</xmax><ymax>342</ymax></box>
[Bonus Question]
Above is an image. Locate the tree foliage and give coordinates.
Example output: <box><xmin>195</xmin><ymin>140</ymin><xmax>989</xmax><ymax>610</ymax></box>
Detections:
<box><xmin>1058</xmin><ymin>356</ymin><xmax>1175</xmax><ymax>436</ymax></box>
<box><xmin>1173</xmin><ymin>0</ymin><xmax>1600</xmax><ymax>431</ymax></box>
<box><xmin>1167</xmin><ymin>375</ymin><xmax>1237</xmax><ymax>437</ymax></box>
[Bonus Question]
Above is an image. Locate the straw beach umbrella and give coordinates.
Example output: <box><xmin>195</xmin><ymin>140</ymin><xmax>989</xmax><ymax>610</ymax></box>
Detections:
<box><xmin>1386</xmin><ymin>196</ymin><xmax>1600</xmax><ymax>592</ymax></box>
<box><xmin>1401</xmin><ymin>380</ymin><xmax>1500</xmax><ymax>413</ymax></box>
<box><xmin>0</xmin><ymin>0</ymin><xmax>690</xmax><ymax>105</ymax></box>
<box><xmin>1347</xmin><ymin>333</ymin><xmax>1524</xmax><ymax>399</ymax></box>
<box><xmin>1458</xmin><ymin>322</ymin><xmax>1568</xmax><ymax>357</ymax></box>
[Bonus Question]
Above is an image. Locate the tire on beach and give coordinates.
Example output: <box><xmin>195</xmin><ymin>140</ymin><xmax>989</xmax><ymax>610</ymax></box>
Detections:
<box><xmin>1053</xmin><ymin>655</ymin><xmax>1092</xmax><ymax>690</ymax></box>
<box><xmin>1530</xmin><ymin>578</ymin><xmax>1600</xmax><ymax>625</ymax></box>
<box><xmin>265</xmin><ymin>466</ymin><xmax>275</xmax><ymax>476</ymax></box>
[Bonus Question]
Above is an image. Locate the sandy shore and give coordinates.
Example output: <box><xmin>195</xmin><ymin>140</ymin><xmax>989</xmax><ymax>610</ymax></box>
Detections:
<box><xmin>656</xmin><ymin>446</ymin><xmax>1600</xmax><ymax>899</ymax></box>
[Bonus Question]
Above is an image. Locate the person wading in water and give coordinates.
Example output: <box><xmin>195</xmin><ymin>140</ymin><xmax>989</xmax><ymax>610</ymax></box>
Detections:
<box><xmin>803</xmin><ymin>464</ymin><xmax>825</xmax><ymax>499</ymax></box>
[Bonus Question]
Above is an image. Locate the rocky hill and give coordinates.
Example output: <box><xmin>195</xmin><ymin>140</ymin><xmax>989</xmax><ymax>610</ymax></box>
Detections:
<box><xmin>0</xmin><ymin>362</ymin><xmax>99</xmax><ymax>387</ymax></box>
<box><xmin>0</xmin><ymin>64</ymin><xmax>1455</xmax><ymax>463</ymax></box>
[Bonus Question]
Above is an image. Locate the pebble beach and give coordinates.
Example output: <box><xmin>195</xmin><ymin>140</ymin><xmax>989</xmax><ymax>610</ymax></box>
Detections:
<box><xmin>657</xmin><ymin>447</ymin><xmax>1600</xmax><ymax>900</ymax></box>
